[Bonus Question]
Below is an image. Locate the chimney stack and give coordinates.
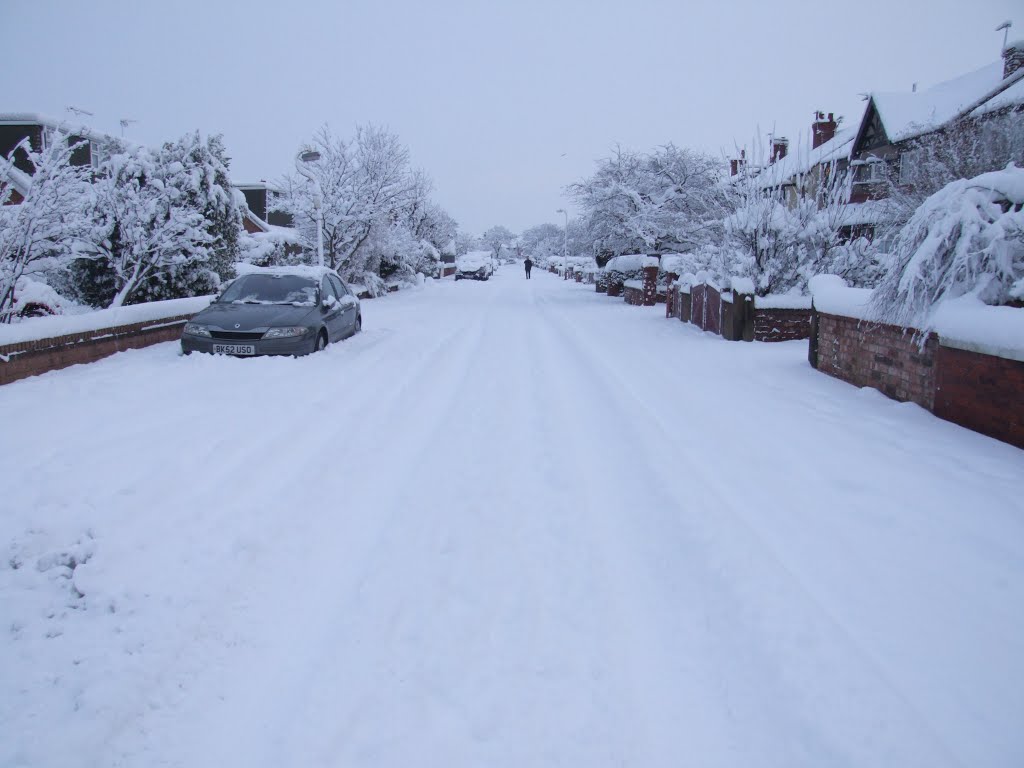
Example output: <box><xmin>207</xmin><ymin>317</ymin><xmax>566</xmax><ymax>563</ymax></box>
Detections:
<box><xmin>812</xmin><ymin>112</ymin><xmax>838</xmax><ymax>149</ymax></box>
<box><xmin>730</xmin><ymin>149</ymin><xmax>746</xmax><ymax>177</ymax></box>
<box><xmin>770</xmin><ymin>137</ymin><xmax>789</xmax><ymax>164</ymax></box>
<box><xmin>1005</xmin><ymin>39</ymin><xmax>1024</xmax><ymax>79</ymax></box>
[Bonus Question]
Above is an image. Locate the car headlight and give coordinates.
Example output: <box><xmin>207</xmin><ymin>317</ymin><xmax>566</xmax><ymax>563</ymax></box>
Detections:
<box><xmin>262</xmin><ymin>326</ymin><xmax>307</xmax><ymax>339</ymax></box>
<box><xmin>183</xmin><ymin>323</ymin><xmax>211</xmax><ymax>337</ymax></box>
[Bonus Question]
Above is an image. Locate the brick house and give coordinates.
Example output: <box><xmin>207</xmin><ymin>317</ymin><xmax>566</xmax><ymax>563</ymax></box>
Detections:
<box><xmin>848</xmin><ymin>41</ymin><xmax>1024</xmax><ymax>210</ymax></box>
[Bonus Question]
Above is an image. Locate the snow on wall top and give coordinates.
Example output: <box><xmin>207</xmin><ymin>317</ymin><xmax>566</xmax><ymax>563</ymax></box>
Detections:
<box><xmin>604</xmin><ymin>254</ymin><xmax>647</xmax><ymax>272</ymax></box>
<box><xmin>810</xmin><ymin>275</ymin><xmax>1024</xmax><ymax>360</ymax></box>
<box><xmin>755</xmin><ymin>294</ymin><xmax>813</xmax><ymax>310</ymax></box>
<box><xmin>931</xmin><ymin>296</ymin><xmax>1024</xmax><ymax>362</ymax></box>
<box><xmin>809</xmin><ymin>275</ymin><xmax>873</xmax><ymax>320</ymax></box>
<box><xmin>729</xmin><ymin>276</ymin><xmax>756</xmax><ymax>295</ymax></box>
<box><xmin>872</xmin><ymin>62</ymin><xmax>1020</xmax><ymax>144</ymax></box>
<box><xmin>0</xmin><ymin>296</ymin><xmax>213</xmax><ymax>348</ymax></box>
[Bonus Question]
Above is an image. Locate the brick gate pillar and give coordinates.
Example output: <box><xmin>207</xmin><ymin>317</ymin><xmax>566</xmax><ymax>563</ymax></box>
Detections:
<box><xmin>641</xmin><ymin>261</ymin><xmax>659</xmax><ymax>306</ymax></box>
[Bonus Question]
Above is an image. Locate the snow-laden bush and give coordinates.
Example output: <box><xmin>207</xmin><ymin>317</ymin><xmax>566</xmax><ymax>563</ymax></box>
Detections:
<box><xmin>869</xmin><ymin>164</ymin><xmax>1024</xmax><ymax>329</ymax></box>
<box><xmin>0</xmin><ymin>134</ymin><xmax>94</xmax><ymax>320</ymax></box>
<box><xmin>603</xmin><ymin>254</ymin><xmax>647</xmax><ymax>286</ymax></box>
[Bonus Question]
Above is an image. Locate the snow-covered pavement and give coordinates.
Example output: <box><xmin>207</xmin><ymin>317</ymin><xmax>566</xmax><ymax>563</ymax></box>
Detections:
<box><xmin>2</xmin><ymin>267</ymin><xmax>1022</xmax><ymax>767</ymax></box>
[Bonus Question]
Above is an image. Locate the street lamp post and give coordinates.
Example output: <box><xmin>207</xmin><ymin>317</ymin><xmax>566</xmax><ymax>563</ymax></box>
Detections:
<box><xmin>556</xmin><ymin>208</ymin><xmax>569</xmax><ymax>279</ymax></box>
<box><xmin>295</xmin><ymin>149</ymin><xmax>324</xmax><ymax>267</ymax></box>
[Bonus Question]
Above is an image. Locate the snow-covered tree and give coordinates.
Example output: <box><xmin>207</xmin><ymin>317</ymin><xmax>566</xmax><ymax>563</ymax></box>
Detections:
<box><xmin>274</xmin><ymin>125</ymin><xmax>417</xmax><ymax>285</ymax></box>
<box><xmin>520</xmin><ymin>223</ymin><xmax>564</xmax><ymax>265</ymax></box>
<box><xmin>569</xmin><ymin>144</ymin><xmax>726</xmax><ymax>259</ymax></box>
<box><xmin>868</xmin><ymin>164</ymin><xmax>1024</xmax><ymax>329</ymax></box>
<box><xmin>77</xmin><ymin>132</ymin><xmax>240</xmax><ymax>307</ymax></box>
<box><xmin>480</xmin><ymin>225</ymin><xmax>516</xmax><ymax>259</ymax></box>
<box><xmin>0</xmin><ymin>134</ymin><xmax>93</xmax><ymax>320</ymax></box>
<box><xmin>127</xmin><ymin>133</ymin><xmax>240</xmax><ymax>303</ymax></box>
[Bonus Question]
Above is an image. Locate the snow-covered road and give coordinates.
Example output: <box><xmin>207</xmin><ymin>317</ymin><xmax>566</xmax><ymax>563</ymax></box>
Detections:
<box><xmin>2</xmin><ymin>267</ymin><xmax>1023</xmax><ymax>767</ymax></box>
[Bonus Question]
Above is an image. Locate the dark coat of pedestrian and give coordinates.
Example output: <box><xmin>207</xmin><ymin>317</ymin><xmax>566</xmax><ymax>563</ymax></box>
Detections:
<box><xmin>524</xmin><ymin>258</ymin><xmax>533</xmax><ymax>279</ymax></box>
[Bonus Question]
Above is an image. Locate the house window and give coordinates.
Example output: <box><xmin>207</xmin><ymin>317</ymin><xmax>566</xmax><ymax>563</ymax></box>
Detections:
<box><xmin>852</xmin><ymin>159</ymin><xmax>887</xmax><ymax>185</ymax></box>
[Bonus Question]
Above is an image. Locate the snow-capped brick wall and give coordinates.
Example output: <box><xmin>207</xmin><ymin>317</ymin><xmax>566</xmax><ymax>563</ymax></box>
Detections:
<box><xmin>934</xmin><ymin>346</ymin><xmax>1024</xmax><ymax>449</ymax></box>
<box><xmin>811</xmin><ymin>311</ymin><xmax>1024</xmax><ymax>448</ymax></box>
<box><xmin>623</xmin><ymin>266</ymin><xmax>660</xmax><ymax>307</ymax></box>
<box><xmin>812</xmin><ymin>313</ymin><xmax>938</xmax><ymax>410</ymax></box>
<box><xmin>0</xmin><ymin>314</ymin><xmax>194</xmax><ymax>386</ymax></box>
<box><xmin>752</xmin><ymin>308</ymin><xmax>812</xmax><ymax>342</ymax></box>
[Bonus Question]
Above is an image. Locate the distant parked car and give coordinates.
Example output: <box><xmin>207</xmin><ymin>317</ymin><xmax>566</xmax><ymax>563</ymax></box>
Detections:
<box><xmin>181</xmin><ymin>266</ymin><xmax>361</xmax><ymax>356</ymax></box>
<box><xmin>455</xmin><ymin>251</ymin><xmax>494</xmax><ymax>281</ymax></box>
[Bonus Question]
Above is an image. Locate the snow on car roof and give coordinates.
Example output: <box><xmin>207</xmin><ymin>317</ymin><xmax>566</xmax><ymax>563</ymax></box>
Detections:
<box><xmin>234</xmin><ymin>263</ymin><xmax>339</xmax><ymax>280</ymax></box>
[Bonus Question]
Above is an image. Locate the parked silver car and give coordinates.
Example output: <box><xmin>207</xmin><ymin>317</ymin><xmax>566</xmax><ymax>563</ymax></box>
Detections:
<box><xmin>181</xmin><ymin>267</ymin><xmax>361</xmax><ymax>356</ymax></box>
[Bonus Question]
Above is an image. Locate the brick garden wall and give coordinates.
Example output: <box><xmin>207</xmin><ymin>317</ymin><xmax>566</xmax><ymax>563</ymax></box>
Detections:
<box><xmin>934</xmin><ymin>344</ymin><xmax>1024</xmax><ymax>449</ymax></box>
<box><xmin>753</xmin><ymin>308</ymin><xmax>812</xmax><ymax>342</ymax></box>
<box><xmin>813</xmin><ymin>312</ymin><xmax>937</xmax><ymax>409</ymax></box>
<box><xmin>811</xmin><ymin>311</ymin><xmax>1024</xmax><ymax>448</ymax></box>
<box><xmin>0</xmin><ymin>315</ymin><xmax>193</xmax><ymax>386</ymax></box>
<box><xmin>624</xmin><ymin>284</ymin><xmax>644</xmax><ymax>306</ymax></box>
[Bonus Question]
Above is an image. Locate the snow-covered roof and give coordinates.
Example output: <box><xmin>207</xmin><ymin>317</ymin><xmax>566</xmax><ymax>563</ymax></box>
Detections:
<box><xmin>755</xmin><ymin>127</ymin><xmax>856</xmax><ymax>190</ymax></box>
<box><xmin>232</xmin><ymin>180</ymin><xmax>282</xmax><ymax>193</ymax></box>
<box><xmin>0</xmin><ymin>112</ymin><xmax>119</xmax><ymax>146</ymax></box>
<box><xmin>871</xmin><ymin>62</ymin><xmax>1024</xmax><ymax>144</ymax></box>
<box><xmin>970</xmin><ymin>74</ymin><xmax>1024</xmax><ymax>118</ymax></box>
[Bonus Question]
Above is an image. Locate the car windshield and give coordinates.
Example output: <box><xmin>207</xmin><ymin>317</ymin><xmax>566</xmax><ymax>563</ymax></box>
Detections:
<box><xmin>220</xmin><ymin>274</ymin><xmax>318</xmax><ymax>306</ymax></box>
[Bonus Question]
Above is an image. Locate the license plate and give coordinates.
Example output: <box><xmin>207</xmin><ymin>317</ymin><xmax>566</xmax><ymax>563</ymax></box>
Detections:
<box><xmin>212</xmin><ymin>343</ymin><xmax>256</xmax><ymax>355</ymax></box>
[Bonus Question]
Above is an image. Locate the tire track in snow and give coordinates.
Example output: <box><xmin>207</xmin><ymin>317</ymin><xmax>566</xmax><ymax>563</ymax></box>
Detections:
<box><xmin>530</xmin><ymin>287</ymin><xmax>959</xmax><ymax>767</ymax></box>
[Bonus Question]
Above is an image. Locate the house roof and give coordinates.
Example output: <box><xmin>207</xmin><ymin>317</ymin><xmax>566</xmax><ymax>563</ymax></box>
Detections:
<box><xmin>755</xmin><ymin>126</ymin><xmax>857</xmax><ymax>190</ymax></box>
<box><xmin>870</xmin><ymin>61</ymin><xmax>1024</xmax><ymax>144</ymax></box>
<box><xmin>233</xmin><ymin>180</ymin><xmax>282</xmax><ymax>193</ymax></box>
<box><xmin>0</xmin><ymin>112</ymin><xmax>118</xmax><ymax>146</ymax></box>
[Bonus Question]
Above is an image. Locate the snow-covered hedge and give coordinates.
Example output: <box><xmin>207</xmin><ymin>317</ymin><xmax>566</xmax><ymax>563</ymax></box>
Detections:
<box><xmin>603</xmin><ymin>254</ymin><xmax>647</xmax><ymax>285</ymax></box>
<box><xmin>869</xmin><ymin>164</ymin><xmax>1024</xmax><ymax>329</ymax></box>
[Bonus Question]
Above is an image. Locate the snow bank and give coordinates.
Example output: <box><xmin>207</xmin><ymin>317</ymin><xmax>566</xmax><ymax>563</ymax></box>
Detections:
<box><xmin>810</xmin><ymin>275</ymin><xmax>873</xmax><ymax>320</ymax></box>
<box><xmin>623</xmin><ymin>279</ymin><xmax>644</xmax><ymax>290</ymax></box>
<box><xmin>0</xmin><ymin>296</ymin><xmax>214</xmax><ymax>347</ymax></box>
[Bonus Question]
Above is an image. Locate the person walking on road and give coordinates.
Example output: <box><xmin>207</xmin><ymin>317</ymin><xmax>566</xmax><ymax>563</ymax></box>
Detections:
<box><xmin>524</xmin><ymin>258</ymin><xmax>533</xmax><ymax>279</ymax></box>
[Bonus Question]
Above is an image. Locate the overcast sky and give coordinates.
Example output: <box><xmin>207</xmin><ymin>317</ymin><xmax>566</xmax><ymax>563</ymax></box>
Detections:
<box><xmin>3</xmin><ymin>0</ymin><xmax>1020</xmax><ymax>235</ymax></box>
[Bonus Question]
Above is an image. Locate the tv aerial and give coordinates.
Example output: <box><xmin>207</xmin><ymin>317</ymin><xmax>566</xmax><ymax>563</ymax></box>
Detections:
<box><xmin>119</xmin><ymin>118</ymin><xmax>138</xmax><ymax>137</ymax></box>
<box><xmin>996</xmin><ymin>20</ymin><xmax>1012</xmax><ymax>49</ymax></box>
<box><xmin>65</xmin><ymin>106</ymin><xmax>94</xmax><ymax>119</ymax></box>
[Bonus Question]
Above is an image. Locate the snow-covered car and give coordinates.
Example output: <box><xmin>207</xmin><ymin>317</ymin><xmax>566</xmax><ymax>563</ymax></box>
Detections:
<box><xmin>455</xmin><ymin>251</ymin><xmax>494</xmax><ymax>281</ymax></box>
<box><xmin>180</xmin><ymin>266</ymin><xmax>361</xmax><ymax>356</ymax></box>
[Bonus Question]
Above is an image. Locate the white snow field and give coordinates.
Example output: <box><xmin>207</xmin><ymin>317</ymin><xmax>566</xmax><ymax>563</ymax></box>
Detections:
<box><xmin>2</xmin><ymin>266</ymin><xmax>1022</xmax><ymax>768</ymax></box>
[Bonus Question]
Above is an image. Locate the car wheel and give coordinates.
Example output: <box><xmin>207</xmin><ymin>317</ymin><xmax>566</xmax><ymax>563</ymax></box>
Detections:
<box><xmin>354</xmin><ymin>314</ymin><xmax>362</xmax><ymax>335</ymax></box>
<box><xmin>315</xmin><ymin>330</ymin><xmax>328</xmax><ymax>352</ymax></box>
